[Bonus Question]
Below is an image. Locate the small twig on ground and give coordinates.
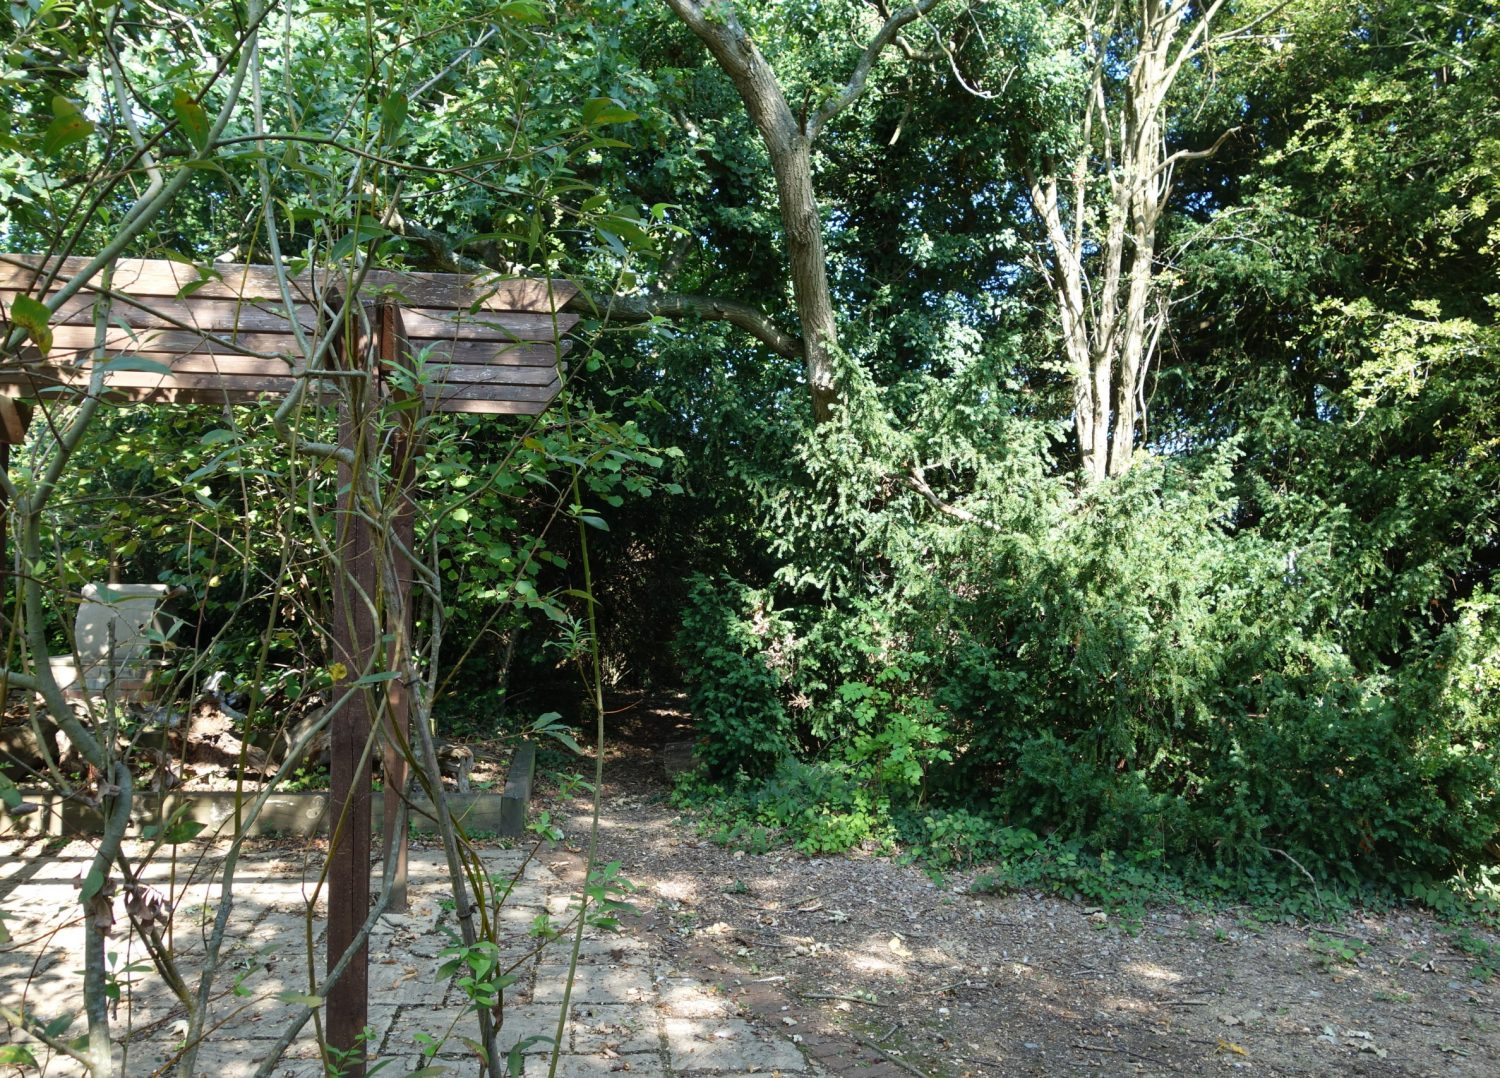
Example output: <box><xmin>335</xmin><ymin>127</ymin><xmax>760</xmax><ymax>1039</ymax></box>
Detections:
<box><xmin>1073</xmin><ymin>1041</ymin><xmax>1178</xmax><ymax>1069</ymax></box>
<box><xmin>799</xmin><ymin>992</ymin><xmax>885</xmax><ymax>1007</ymax></box>
<box><xmin>852</xmin><ymin>1033</ymin><xmax>932</xmax><ymax>1078</ymax></box>
<box><xmin>874</xmin><ymin>1022</ymin><xmax>901</xmax><ymax>1043</ymax></box>
<box><xmin>1308</xmin><ymin>926</ymin><xmax>1368</xmax><ymax>942</ymax></box>
<box><xmin>922</xmin><ymin>979</ymin><xmax>971</xmax><ymax>995</ymax></box>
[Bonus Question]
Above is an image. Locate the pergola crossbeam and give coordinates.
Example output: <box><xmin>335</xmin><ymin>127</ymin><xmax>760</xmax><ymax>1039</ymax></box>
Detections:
<box><xmin>0</xmin><ymin>255</ymin><xmax>578</xmax><ymax>416</ymax></box>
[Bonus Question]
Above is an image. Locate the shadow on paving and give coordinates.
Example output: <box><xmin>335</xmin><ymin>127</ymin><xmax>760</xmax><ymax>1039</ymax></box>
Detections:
<box><xmin>0</xmin><ymin>830</ymin><xmax>826</xmax><ymax>1077</ymax></box>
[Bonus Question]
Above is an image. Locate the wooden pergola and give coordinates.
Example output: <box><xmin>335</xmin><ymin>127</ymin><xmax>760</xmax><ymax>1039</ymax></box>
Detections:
<box><xmin>0</xmin><ymin>254</ymin><xmax>578</xmax><ymax>1075</ymax></box>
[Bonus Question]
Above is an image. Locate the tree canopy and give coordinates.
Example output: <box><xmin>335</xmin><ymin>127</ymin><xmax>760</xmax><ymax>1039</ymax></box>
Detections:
<box><xmin>3</xmin><ymin>0</ymin><xmax>1497</xmax><ymax>909</ymax></box>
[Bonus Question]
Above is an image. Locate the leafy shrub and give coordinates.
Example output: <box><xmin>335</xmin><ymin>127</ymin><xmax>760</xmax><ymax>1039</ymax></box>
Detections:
<box><xmin>675</xmin><ymin>575</ymin><xmax>792</xmax><ymax>776</ymax></box>
<box><xmin>902</xmin><ymin>454</ymin><xmax>1500</xmax><ymax>888</ymax></box>
<box><xmin>676</xmin><ymin>441</ymin><xmax>1500</xmax><ymax>900</ymax></box>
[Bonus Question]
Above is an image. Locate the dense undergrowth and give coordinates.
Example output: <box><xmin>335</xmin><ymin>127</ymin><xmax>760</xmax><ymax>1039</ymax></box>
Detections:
<box><xmin>601</xmin><ymin>0</ymin><xmax>1500</xmax><ymax>943</ymax></box>
<box><xmin>672</xmin><ymin>450</ymin><xmax>1500</xmax><ymax>920</ymax></box>
<box><xmin>672</xmin><ymin>763</ymin><xmax>1498</xmax><ymax>936</ymax></box>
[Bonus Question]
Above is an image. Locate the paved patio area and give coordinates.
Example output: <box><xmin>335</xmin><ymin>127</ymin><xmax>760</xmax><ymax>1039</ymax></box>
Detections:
<box><xmin>0</xmin><ymin>836</ymin><xmax>821</xmax><ymax>1077</ymax></box>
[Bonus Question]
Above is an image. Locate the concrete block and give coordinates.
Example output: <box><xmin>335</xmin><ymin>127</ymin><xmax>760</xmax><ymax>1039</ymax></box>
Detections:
<box><xmin>532</xmin><ymin>962</ymin><xmax>655</xmax><ymax>1005</ymax></box>
<box><xmin>663</xmin><ymin>1017</ymin><xmax>806</xmax><ymax>1073</ymax></box>
<box><xmin>501</xmin><ymin>740</ymin><xmax>536</xmax><ymax>836</ymax></box>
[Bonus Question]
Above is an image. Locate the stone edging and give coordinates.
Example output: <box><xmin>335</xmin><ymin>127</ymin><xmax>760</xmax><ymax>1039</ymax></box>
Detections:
<box><xmin>0</xmin><ymin>740</ymin><xmax>537</xmax><ymax>839</ymax></box>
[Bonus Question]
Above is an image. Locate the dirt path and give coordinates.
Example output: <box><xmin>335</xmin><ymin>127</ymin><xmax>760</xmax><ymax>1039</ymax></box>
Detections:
<box><xmin>538</xmin><ymin>693</ymin><xmax>1499</xmax><ymax>1078</ymax></box>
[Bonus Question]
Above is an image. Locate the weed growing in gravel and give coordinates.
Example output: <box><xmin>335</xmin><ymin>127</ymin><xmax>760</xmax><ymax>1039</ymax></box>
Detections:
<box><xmin>1307</xmin><ymin>933</ymin><xmax>1369</xmax><ymax>970</ymax></box>
<box><xmin>1447</xmin><ymin>928</ymin><xmax>1500</xmax><ymax>981</ymax></box>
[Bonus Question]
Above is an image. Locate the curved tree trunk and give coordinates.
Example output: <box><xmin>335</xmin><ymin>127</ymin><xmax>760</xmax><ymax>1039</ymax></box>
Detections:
<box><xmin>663</xmin><ymin>0</ymin><xmax>940</xmax><ymax>422</ymax></box>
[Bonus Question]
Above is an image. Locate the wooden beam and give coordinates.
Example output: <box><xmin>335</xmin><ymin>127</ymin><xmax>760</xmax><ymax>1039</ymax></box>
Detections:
<box><xmin>402</xmin><ymin>363</ymin><xmax>560</xmax><ymax>386</ymax></box>
<box><xmin>379</xmin><ymin>299</ymin><xmax>413</xmax><ymax>915</ymax></box>
<box><xmin>28</xmin><ymin>324</ymin><xmax>566</xmax><ymax>366</ymax></box>
<box><xmin>0</xmin><ymin>254</ymin><xmax>579</xmax><ymax>313</ymax></box>
<box><xmin>6</xmin><ymin>352</ymin><xmax>306</xmax><ymax>378</ymax></box>
<box><xmin>0</xmin><ymin>398</ymin><xmax>30</xmax><ymax>444</ymax></box>
<box><xmin>36</xmin><ymin>325</ymin><xmax>300</xmax><ymax>358</ymax></box>
<box><xmin>0</xmin><ymin>442</ymin><xmax>8</xmax><ymax>627</ymax></box>
<box><xmin>0</xmin><ymin>369</ymin><xmax>559</xmax><ymax>410</ymax></box>
<box><xmin>0</xmin><ymin>369</ymin><xmax>305</xmax><ymax>394</ymax></box>
<box><xmin>2</xmin><ymin>255</ymin><xmax>568</xmax><ymax>416</ymax></box>
<box><xmin>349</xmin><ymin>339</ymin><xmax>566</xmax><ymax>367</ymax></box>
<box><xmin>0</xmin><ymin>383</ymin><xmax>306</xmax><ymax>407</ymax></box>
<box><xmin>425</xmin><ymin>396</ymin><xmax>555</xmax><ymax>416</ymax></box>
<box><xmin>0</xmin><ymin>291</ymin><xmax>578</xmax><ymax>343</ymax></box>
<box><xmin>423</xmin><ymin>379</ymin><xmax>561</xmax><ymax>404</ymax></box>
<box><xmin>0</xmin><ymin>385</ymin><xmax>559</xmax><ymax>413</ymax></box>
<box><xmin>0</xmin><ymin>354</ymin><xmax>558</xmax><ymax>385</ymax></box>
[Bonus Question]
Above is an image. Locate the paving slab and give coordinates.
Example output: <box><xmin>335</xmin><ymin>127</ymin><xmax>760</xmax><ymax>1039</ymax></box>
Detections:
<box><xmin>567</xmin><ymin>1002</ymin><xmax>662</xmax><ymax>1053</ymax></box>
<box><xmin>664</xmin><ymin>1016</ymin><xmax>810</xmax><ymax>1073</ymax></box>
<box><xmin>531</xmin><ymin>960</ymin><xmax>656</xmax><ymax>1005</ymax></box>
<box><xmin>657</xmin><ymin>977</ymin><xmax>736</xmax><ymax>1018</ymax></box>
<box><xmin>0</xmin><ymin>837</ymin><xmax>826</xmax><ymax>1077</ymax></box>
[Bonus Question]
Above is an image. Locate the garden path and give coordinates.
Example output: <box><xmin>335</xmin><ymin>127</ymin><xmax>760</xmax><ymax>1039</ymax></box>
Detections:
<box><xmin>0</xmin><ymin>835</ymin><xmax>826</xmax><ymax>1076</ymax></box>
<box><xmin>536</xmin><ymin>693</ymin><xmax>1500</xmax><ymax>1078</ymax></box>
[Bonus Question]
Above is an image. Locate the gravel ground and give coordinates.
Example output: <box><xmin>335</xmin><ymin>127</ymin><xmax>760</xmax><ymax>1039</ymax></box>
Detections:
<box><xmin>538</xmin><ymin>692</ymin><xmax>1500</xmax><ymax>1078</ymax></box>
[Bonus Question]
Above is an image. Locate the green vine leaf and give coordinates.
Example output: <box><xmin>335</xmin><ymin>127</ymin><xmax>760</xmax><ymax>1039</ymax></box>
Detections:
<box><xmin>42</xmin><ymin>96</ymin><xmax>93</xmax><ymax>157</ymax></box>
<box><xmin>171</xmin><ymin>89</ymin><xmax>211</xmax><ymax>154</ymax></box>
<box><xmin>8</xmin><ymin>294</ymin><xmax>52</xmax><ymax>354</ymax></box>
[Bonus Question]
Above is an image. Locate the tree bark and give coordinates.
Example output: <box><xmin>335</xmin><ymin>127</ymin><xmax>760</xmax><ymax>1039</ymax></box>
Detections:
<box><xmin>1025</xmin><ymin>0</ymin><xmax>1228</xmax><ymax>481</ymax></box>
<box><xmin>662</xmin><ymin>0</ymin><xmax>839</xmax><ymax>419</ymax></box>
<box><xmin>663</xmin><ymin>0</ymin><xmax>941</xmax><ymax>422</ymax></box>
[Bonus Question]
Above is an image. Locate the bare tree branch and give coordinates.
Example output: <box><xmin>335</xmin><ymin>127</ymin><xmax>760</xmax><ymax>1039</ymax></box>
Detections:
<box><xmin>1158</xmin><ymin>124</ymin><xmax>1241</xmax><ymax>174</ymax></box>
<box><xmin>808</xmin><ymin>0</ymin><xmax>945</xmax><ymax>140</ymax></box>
<box><xmin>0</xmin><ymin>1005</ymin><xmax>93</xmax><ymax>1069</ymax></box>
<box><xmin>566</xmin><ymin>287</ymin><xmax>803</xmax><ymax>359</ymax></box>
<box><xmin>400</xmin><ymin>220</ymin><xmax>512</xmax><ymax>275</ymax></box>
<box><xmin>905</xmin><ymin>467</ymin><xmax>1003</xmax><ymax>532</ymax></box>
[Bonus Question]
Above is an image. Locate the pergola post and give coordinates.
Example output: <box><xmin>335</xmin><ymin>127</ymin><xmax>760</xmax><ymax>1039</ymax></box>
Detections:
<box><xmin>378</xmin><ymin>299</ymin><xmax>414</xmax><ymax>913</ymax></box>
<box><xmin>327</xmin><ymin>306</ymin><xmax>378</xmax><ymax>1077</ymax></box>
<box><xmin>0</xmin><ymin>401</ymin><xmax>32</xmax><ymax>626</ymax></box>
